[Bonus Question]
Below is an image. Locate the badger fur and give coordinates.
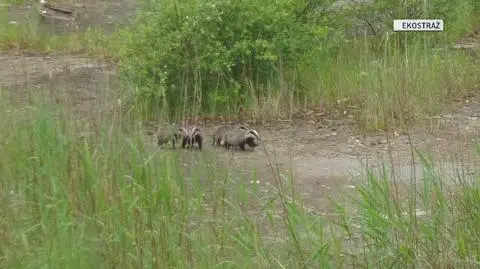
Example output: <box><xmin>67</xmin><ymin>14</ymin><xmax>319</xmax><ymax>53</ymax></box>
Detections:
<box><xmin>212</xmin><ymin>124</ymin><xmax>249</xmax><ymax>146</ymax></box>
<box><xmin>188</xmin><ymin>126</ymin><xmax>204</xmax><ymax>150</ymax></box>
<box><xmin>221</xmin><ymin>128</ymin><xmax>261</xmax><ymax>151</ymax></box>
<box><xmin>156</xmin><ymin>127</ymin><xmax>189</xmax><ymax>149</ymax></box>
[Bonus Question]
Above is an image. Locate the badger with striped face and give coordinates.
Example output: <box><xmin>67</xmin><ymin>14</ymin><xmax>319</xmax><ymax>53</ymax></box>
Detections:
<box><xmin>211</xmin><ymin>124</ymin><xmax>249</xmax><ymax>146</ymax></box>
<box><xmin>221</xmin><ymin>127</ymin><xmax>261</xmax><ymax>151</ymax></box>
<box><xmin>188</xmin><ymin>126</ymin><xmax>204</xmax><ymax>150</ymax></box>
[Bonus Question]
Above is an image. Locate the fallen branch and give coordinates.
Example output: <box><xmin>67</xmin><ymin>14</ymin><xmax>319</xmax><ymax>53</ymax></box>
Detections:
<box><xmin>43</xmin><ymin>3</ymin><xmax>74</xmax><ymax>15</ymax></box>
<box><xmin>37</xmin><ymin>10</ymin><xmax>74</xmax><ymax>22</ymax></box>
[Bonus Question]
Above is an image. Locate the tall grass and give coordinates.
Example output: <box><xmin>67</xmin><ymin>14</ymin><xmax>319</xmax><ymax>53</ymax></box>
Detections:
<box><xmin>297</xmin><ymin>31</ymin><xmax>480</xmax><ymax>132</ymax></box>
<box><xmin>0</xmin><ymin>90</ymin><xmax>330</xmax><ymax>268</ymax></box>
<box><xmin>2</xmin><ymin>86</ymin><xmax>480</xmax><ymax>268</ymax></box>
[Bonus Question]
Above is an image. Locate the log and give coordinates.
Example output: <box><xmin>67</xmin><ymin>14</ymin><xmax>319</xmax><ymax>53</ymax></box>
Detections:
<box><xmin>43</xmin><ymin>2</ymin><xmax>74</xmax><ymax>15</ymax></box>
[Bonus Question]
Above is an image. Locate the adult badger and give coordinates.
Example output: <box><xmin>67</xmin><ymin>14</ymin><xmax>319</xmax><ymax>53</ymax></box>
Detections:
<box><xmin>211</xmin><ymin>124</ymin><xmax>249</xmax><ymax>146</ymax></box>
<box><xmin>221</xmin><ymin>127</ymin><xmax>261</xmax><ymax>151</ymax></box>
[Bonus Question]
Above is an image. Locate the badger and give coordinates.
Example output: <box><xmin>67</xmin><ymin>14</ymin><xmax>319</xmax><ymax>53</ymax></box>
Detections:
<box><xmin>188</xmin><ymin>126</ymin><xmax>204</xmax><ymax>150</ymax></box>
<box><xmin>221</xmin><ymin>127</ymin><xmax>261</xmax><ymax>151</ymax></box>
<box><xmin>211</xmin><ymin>124</ymin><xmax>249</xmax><ymax>146</ymax></box>
<box><xmin>156</xmin><ymin>127</ymin><xmax>190</xmax><ymax>149</ymax></box>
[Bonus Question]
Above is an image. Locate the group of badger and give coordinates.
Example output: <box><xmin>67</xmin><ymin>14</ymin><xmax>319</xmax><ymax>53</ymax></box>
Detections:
<box><xmin>156</xmin><ymin>124</ymin><xmax>261</xmax><ymax>151</ymax></box>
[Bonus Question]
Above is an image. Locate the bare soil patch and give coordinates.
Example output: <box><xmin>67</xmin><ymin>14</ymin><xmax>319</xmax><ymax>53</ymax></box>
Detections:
<box><xmin>0</xmin><ymin>54</ymin><xmax>117</xmax><ymax>122</ymax></box>
<box><xmin>6</xmin><ymin>0</ymin><xmax>137</xmax><ymax>34</ymax></box>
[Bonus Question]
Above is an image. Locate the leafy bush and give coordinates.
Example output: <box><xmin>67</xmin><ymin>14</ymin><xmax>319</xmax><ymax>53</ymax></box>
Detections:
<box><xmin>116</xmin><ymin>0</ymin><xmax>329</xmax><ymax>118</ymax></box>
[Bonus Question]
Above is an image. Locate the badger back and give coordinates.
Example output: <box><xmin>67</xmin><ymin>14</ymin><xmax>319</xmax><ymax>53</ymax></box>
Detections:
<box><xmin>223</xmin><ymin>128</ymin><xmax>246</xmax><ymax>147</ymax></box>
<box><xmin>156</xmin><ymin>128</ymin><xmax>171</xmax><ymax>144</ymax></box>
<box><xmin>213</xmin><ymin>125</ymin><xmax>229</xmax><ymax>136</ymax></box>
<box><xmin>238</xmin><ymin>125</ymin><xmax>249</xmax><ymax>131</ymax></box>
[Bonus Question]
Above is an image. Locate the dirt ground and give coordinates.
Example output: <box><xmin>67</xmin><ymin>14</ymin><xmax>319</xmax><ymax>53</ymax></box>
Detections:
<box><xmin>2</xmin><ymin>0</ymin><xmax>480</xmax><ymax>213</ymax></box>
<box><xmin>5</xmin><ymin>0</ymin><xmax>137</xmax><ymax>34</ymax></box>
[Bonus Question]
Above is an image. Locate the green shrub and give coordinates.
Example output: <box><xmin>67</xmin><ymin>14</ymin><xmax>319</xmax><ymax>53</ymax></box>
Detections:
<box><xmin>116</xmin><ymin>0</ymin><xmax>329</xmax><ymax>118</ymax></box>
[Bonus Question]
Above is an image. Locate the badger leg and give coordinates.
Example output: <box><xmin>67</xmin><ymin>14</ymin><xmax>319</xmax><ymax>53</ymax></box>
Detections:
<box><xmin>239</xmin><ymin>142</ymin><xmax>246</xmax><ymax>151</ymax></box>
<box><xmin>172</xmin><ymin>137</ymin><xmax>176</xmax><ymax>149</ymax></box>
<box><xmin>224</xmin><ymin>142</ymin><xmax>231</xmax><ymax>150</ymax></box>
<box><xmin>197</xmin><ymin>137</ymin><xmax>203</xmax><ymax>150</ymax></box>
<box><xmin>181</xmin><ymin>138</ymin><xmax>187</xmax><ymax>149</ymax></box>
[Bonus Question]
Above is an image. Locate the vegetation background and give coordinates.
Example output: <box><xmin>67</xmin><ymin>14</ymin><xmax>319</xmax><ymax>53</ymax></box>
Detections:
<box><xmin>1</xmin><ymin>0</ymin><xmax>480</xmax><ymax>268</ymax></box>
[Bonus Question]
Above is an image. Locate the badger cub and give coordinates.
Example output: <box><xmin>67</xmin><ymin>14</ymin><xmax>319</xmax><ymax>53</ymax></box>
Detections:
<box><xmin>212</xmin><ymin>124</ymin><xmax>249</xmax><ymax>146</ymax></box>
<box><xmin>156</xmin><ymin>126</ymin><xmax>189</xmax><ymax>149</ymax></box>
<box><xmin>221</xmin><ymin>127</ymin><xmax>261</xmax><ymax>151</ymax></box>
<box><xmin>188</xmin><ymin>126</ymin><xmax>204</xmax><ymax>150</ymax></box>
